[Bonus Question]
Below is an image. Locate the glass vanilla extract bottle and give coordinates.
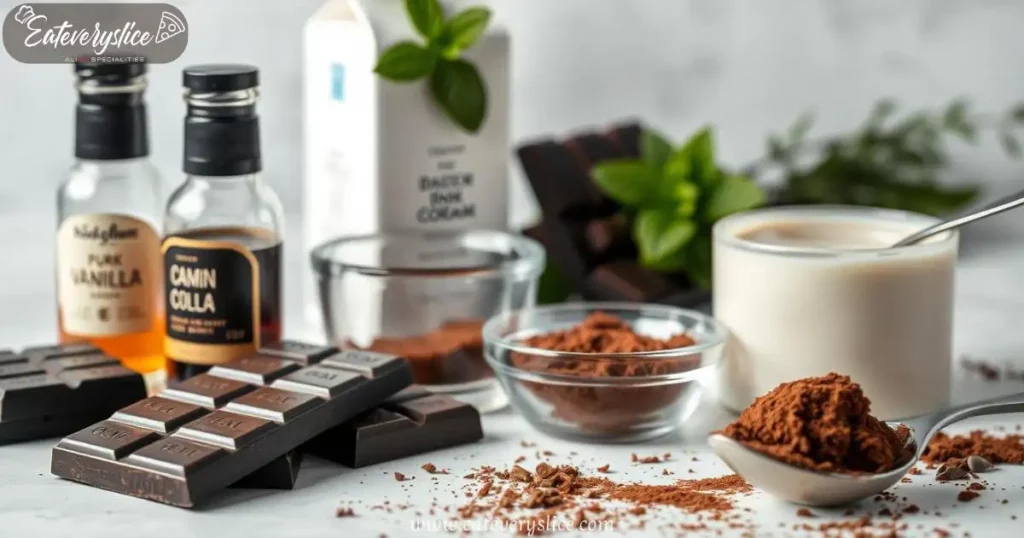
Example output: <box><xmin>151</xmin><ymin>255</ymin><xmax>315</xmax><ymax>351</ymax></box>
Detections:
<box><xmin>163</xmin><ymin>65</ymin><xmax>284</xmax><ymax>380</ymax></box>
<box><xmin>56</xmin><ymin>58</ymin><xmax>165</xmax><ymax>375</ymax></box>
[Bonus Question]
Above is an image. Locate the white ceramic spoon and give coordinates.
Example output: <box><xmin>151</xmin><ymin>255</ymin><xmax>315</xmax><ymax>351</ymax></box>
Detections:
<box><xmin>708</xmin><ymin>391</ymin><xmax>1024</xmax><ymax>507</ymax></box>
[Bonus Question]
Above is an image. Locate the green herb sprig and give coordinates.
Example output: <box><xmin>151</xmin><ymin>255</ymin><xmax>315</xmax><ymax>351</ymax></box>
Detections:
<box><xmin>760</xmin><ymin>99</ymin><xmax>1024</xmax><ymax>214</ymax></box>
<box><xmin>374</xmin><ymin>0</ymin><xmax>492</xmax><ymax>133</ymax></box>
<box><xmin>591</xmin><ymin>128</ymin><xmax>764</xmax><ymax>288</ymax></box>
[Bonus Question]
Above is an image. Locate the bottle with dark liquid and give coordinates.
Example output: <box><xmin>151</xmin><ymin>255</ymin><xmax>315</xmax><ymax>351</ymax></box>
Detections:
<box><xmin>162</xmin><ymin>64</ymin><xmax>284</xmax><ymax>380</ymax></box>
<box><xmin>57</xmin><ymin>58</ymin><xmax>165</xmax><ymax>375</ymax></box>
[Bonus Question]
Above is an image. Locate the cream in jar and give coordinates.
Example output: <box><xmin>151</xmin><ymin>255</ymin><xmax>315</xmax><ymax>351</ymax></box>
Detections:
<box><xmin>713</xmin><ymin>206</ymin><xmax>958</xmax><ymax>419</ymax></box>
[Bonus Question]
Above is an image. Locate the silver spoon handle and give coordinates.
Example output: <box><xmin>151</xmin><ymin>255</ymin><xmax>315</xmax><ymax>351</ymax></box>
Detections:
<box><xmin>893</xmin><ymin>189</ymin><xmax>1024</xmax><ymax>247</ymax></box>
<box><xmin>915</xmin><ymin>391</ymin><xmax>1024</xmax><ymax>453</ymax></box>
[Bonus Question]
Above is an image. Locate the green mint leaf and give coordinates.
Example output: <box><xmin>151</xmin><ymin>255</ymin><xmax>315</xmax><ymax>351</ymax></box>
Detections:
<box><xmin>429</xmin><ymin>59</ymin><xmax>487</xmax><ymax>132</ymax></box>
<box><xmin>441</xmin><ymin>7</ymin><xmax>491</xmax><ymax>55</ymax></box>
<box><xmin>591</xmin><ymin>159</ymin><xmax>658</xmax><ymax>207</ymax></box>
<box><xmin>685</xmin><ymin>235</ymin><xmax>712</xmax><ymax>290</ymax></box>
<box><xmin>536</xmin><ymin>259</ymin><xmax>572</xmax><ymax>304</ymax></box>
<box><xmin>633</xmin><ymin>209</ymin><xmax>696</xmax><ymax>268</ymax></box>
<box><xmin>787</xmin><ymin>112</ymin><xmax>814</xmax><ymax>143</ymax></box>
<box><xmin>680</xmin><ymin>127</ymin><xmax>716</xmax><ymax>186</ymax></box>
<box><xmin>405</xmin><ymin>0</ymin><xmax>444</xmax><ymax>39</ymax></box>
<box><xmin>866</xmin><ymin>98</ymin><xmax>897</xmax><ymax>129</ymax></box>
<box><xmin>1001</xmin><ymin>131</ymin><xmax>1022</xmax><ymax>159</ymax></box>
<box><xmin>374</xmin><ymin>41</ymin><xmax>437</xmax><ymax>82</ymax></box>
<box><xmin>702</xmin><ymin>174</ymin><xmax>765</xmax><ymax>222</ymax></box>
<box><xmin>674</xmin><ymin>182</ymin><xmax>699</xmax><ymax>218</ymax></box>
<box><xmin>640</xmin><ymin>129</ymin><xmax>673</xmax><ymax>170</ymax></box>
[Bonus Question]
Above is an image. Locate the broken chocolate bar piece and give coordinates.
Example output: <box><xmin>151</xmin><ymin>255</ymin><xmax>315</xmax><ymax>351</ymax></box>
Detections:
<box><xmin>583</xmin><ymin>261</ymin><xmax>677</xmax><ymax>302</ymax></box>
<box><xmin>518</xmin><ymin>141</ymin><xmax>612</xmax><ymax>218</ymax></box>
<box><xmin>605</xmin><ymin>122</ymin><xmax>642</xmax><ymax>156</ymax></box>
<box><xmin>309</xmin><ymin>386</ymin><xmax>483</xmax><ymax>468</ymax></box>
<box><xmin>0</xmin><ymin>344</ymin><xmax>145</xmax><ymax>445</ymax></box>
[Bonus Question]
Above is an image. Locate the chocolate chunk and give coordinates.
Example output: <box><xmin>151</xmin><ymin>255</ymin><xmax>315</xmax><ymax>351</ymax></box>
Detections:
<box><xmin>517</xmin><ymin>141</ymin><xmax>610</xmax><ymax>218</ymax></box>
<box><xmin>583</xmin><ymin>215</ymin><xmax>633</xmax><ymax>259</ymax></box>
<box><xmin>583</xmin><ymin>261</ymin><xmax>676</xmax><ymax>302</ymax></box>
<box><xmin>604</xmin><ymin>123</ymin><xmax>642</xmax><ymax>157</ymax></box>
<box><xmin>0</xmin><ymin>344</ymin><xmax>145</xmax><ymax>443</ymax></box>
<box><xmin>309</xmin><ymin>386</ymin><xmax>483</xmax><ymax>468</ymax></box>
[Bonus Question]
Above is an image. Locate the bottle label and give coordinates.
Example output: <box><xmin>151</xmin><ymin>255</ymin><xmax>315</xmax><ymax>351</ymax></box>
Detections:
<box><xmin>162</xmin><ymin>237</ymin><xmax>261</xmax><ymax>365</ymax></box>
<box><xmin>57</xmin><ymin>214</ymin><xmax>160</xmax><ymax>337</ymax></box>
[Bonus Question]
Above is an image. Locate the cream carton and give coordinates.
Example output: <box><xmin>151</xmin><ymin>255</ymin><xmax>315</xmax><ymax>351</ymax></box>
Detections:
<box><xmin>302</xmin><ymin>0</ymin><xmax>510</xmax><ymax>327</ymax></box>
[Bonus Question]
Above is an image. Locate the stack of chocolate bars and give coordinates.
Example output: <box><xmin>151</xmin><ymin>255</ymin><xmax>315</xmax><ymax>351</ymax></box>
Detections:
<box><xmin>517</xmin><ymin>121</ymin><xmax>709</xmax><ymax>307</ymax></box>
<box><xmin>1</xmin><ymin>341</ymin><xmax>482</xmax><ymax>508</ymax></box>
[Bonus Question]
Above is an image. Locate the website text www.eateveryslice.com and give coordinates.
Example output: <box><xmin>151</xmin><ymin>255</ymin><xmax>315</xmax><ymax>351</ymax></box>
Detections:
<box><xmin>410</xmin><ymin>517</ymin><xmax>614</xmax><ymax>533</ymax></box>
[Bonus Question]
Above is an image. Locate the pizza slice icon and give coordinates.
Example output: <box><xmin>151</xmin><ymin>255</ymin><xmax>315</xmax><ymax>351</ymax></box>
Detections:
<box><xmin>155</xmin><ymin>11</ymin><xmax>186</xmax><ymax>44</ymax></box>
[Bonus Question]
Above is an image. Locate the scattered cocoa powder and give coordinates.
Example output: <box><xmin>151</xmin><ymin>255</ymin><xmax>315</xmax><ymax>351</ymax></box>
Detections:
<box><xmin>394</xmin><ymin>472</ymin><xmax>407</xmax><ymax>482</ymax></box>
<box><xmin>510</xmin><ymin>312</ymin><xmax>699</xmax><ymax>434</ymax></box>
<box><xmin>922</xmin><ymin>431</ymin><xmax>1024</xmax><ymax>466</ymax></box>
<box><xmin>632</xmin><ymin>453</ymin><xmax>662</xmax><ymax>464</ymax></box>
<box><xmin>444</xmin><ymin>460</ymin><xmax>749</xmax><ymax>533</ymax></box>
<box><xmin>719</xmin><ymin>373</ymin><xmax>910</xmax><ymax>473</ymax></box>
<box><xmin>335</xmin><ymin>506</ymin><xmax>355</xmax><ymax>517</ymax></box>
<box><xmin>353</xmin><ymin>319</ymin><xmax>489</xmax><ymax>385</ymax></box>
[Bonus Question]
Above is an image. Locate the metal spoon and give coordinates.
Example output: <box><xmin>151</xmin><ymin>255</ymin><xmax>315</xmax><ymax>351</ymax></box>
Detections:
<box><xmin>708</xmin><ymin>391</ymin><xmax>1024</xmax><ymax>507</ymax></box>
<box><xmin>892</xmin><ymin>189</ymin><xmax>1024</xmax><ymax>247</ymax></box>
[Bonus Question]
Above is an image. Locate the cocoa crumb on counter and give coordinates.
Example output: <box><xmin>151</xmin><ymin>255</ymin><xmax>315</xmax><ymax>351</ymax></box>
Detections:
<box><xmin>796</xmin><ymin>508</ymin><xmax>815</xmax><ymax>517</ymax></box>
<box><xmin>596</xmin><ymin>464</ymin><xmax>610</xmax><ymax>473</ymax></box>
<box><xmin>632</xmin><ymin>453</ymin><xmax>662</xmax><ymax>464</ymax></box>
<box><xmin>335</xmin><ymin>506</ymin><xmax>355</xmax><ymax>517</ymax></box>
<box><xmin>394</xmin><ymin>472</ymin><xmax>407</xmax><ymax>481</ymax></box>
<box><xmin>958</xmin><ymin>490</ymin><xmax>981</xmax><ymax>502</ymax></box>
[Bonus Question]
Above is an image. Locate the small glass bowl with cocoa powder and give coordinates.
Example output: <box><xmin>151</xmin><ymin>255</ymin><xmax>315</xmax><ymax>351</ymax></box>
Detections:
<box><xmin>483</xmin><ymin>303</ymin><xmax>726</xmax><ymax>442</ymax></box>
<box><xmin>311</xmin><ymin>230</ymin><xmax>545</xmax><ymax>412</ymax></box>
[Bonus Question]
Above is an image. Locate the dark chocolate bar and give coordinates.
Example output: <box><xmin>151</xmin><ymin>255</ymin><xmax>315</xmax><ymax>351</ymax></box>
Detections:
<box><xmin>516</xmin><ymin>121</ymin><xmax>711</xmax><ymax>308</ymax></box>
<box><xmin>226</xmin><ymin>341</ymin><xmax>339</xmax><ymax>490</ymax></box>
<box><xmin>309</xmin><ymin>385</ymin><xmax>483</xmax><ymax>468</ymax></box>
<box><xmin>51</xmin><ymin>349</ymin><xmax>413</xmax><ymax>507</ymax></box>
<box><xmin>0</xmin><ymin>344</ymin><xmax>146</xmax><ymax>445</ymax></box>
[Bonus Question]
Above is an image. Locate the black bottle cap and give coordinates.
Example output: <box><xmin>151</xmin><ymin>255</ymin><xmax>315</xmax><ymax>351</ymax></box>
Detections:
<box><xmin>183</xmin><ymin>64</ymin><xmax>259</xmax><ymax>92</ymax></box>
<box><xmin>74</xmin><ymin>57</ymin><xmax>148</xmax><ymax>160</ymax></box>
<box><xmin>182</xmin><ymin>64</ymin><xmax>262</xmax><ymax>176</ymax></box>
<box><xmin>75</xmin><ymin>57</ymin><xmax>147</xmax><ymax>83</ymax></box>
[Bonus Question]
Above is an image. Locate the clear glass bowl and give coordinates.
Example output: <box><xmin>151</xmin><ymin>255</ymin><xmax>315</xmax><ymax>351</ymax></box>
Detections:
<box><xmin>311</xmin><ymin>230</ymin><xmax>545</xmax><ymax>412</ymax></box>
<box><xmin>483</xmin><ymin>302</ymin><xmax>726</xmax><ymax>442</ymax></box>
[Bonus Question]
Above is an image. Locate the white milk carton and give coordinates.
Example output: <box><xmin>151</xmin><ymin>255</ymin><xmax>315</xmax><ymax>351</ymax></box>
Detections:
<box><xmin>303</xmin><ymin>0</ymin><xmax>510</xmax><ymax>329</ymax></box>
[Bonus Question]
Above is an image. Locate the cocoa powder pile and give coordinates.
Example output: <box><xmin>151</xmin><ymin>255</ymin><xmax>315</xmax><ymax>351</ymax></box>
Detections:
<box><xmin>719</xmin><ymin>373</ymin><xmax>910</xmax><ymax>473</ymax></box>
<box><xmin>922</xmin><ymin>430</ymin><xmax>1024</xmax><ymax>466</ymax></box>
<box><xmin>510</xmin><ymin>312</ymin><xmax>699</xmax><ymax>434</ymax></box>
<box><xmin>354</xmin><ymin>319</ymin><xmax>491</xmax><ymax>385</ymax></box>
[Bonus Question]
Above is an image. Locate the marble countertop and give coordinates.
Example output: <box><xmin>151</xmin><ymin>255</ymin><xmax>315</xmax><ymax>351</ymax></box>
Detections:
<box><xmin>3</xmin><ymin>205</ymin><xmax>1024</xmax><ymax>537</ymax></box>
